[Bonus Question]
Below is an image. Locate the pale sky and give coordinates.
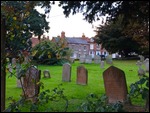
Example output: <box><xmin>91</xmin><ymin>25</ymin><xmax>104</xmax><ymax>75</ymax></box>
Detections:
<box><xmin>35</xmin><ymin>2</ymin><xmax>106</xmax><ymax>39</ymax></box>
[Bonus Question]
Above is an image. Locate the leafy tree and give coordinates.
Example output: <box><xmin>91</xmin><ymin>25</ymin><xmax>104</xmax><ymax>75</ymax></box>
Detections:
<box><xmin>94</xmin><ymin>15</ymin><xmax>141</xmax><ymax>57</ymax></box>
<box><xmin>31</xmin><ymin>39</ymin><xmax>72</xmax><ymax>65</ymax></box>
<box><xmin>1</xmin><ymin>1</ymin><xmax>52</xmax><ymax>111</ymax></box>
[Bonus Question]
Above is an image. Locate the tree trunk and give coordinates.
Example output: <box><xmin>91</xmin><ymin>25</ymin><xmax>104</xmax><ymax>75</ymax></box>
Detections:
<box><xmin>1</xmin><ymin>17</ymin><xmax>6</xmax><ymax>112</ymax></box>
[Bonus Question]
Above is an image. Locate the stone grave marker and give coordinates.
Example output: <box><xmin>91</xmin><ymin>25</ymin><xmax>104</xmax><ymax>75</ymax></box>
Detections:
<box><xmin>76</xmin><ymin>65</ymin><xmax>88</xmax><ymax>85</ymax></box>
<box><xmin>103</xmin><ymin>66</ymin><xmax>129</xmax><ymax>104</ymax></box>
<box><xmin>143</xmin><ymin>58</ymin><xmax>149</xmax><ymax>73</ymax></box>
<box><xmin>62</xmin><ymin>63</ymin><xmax>71</xmax><ymax>82</ymax></box>
<box><xmin>43</xmin><ymin>70</ymin><xmax>50</xmax><ymax>78</ymax></box>
<box><xmin>85</xmin><ymin>55</ymin><xmax>92</xmax><ymax>63</ymax></box>
<box><xmin>139</xmin><ymin>55</ymin><xmax>145</xmax><ymax>62</ymax></box>
<box><xmin>136</xmin><ymin>60</ymin><xmax>145</xmax><ymax>76</ymax></box>
<box><xmin>106</xmin><ymin>55</ymin><xmax>113</xmax><ymax>64</ymax></box>
<box><xmin>94</xmin><ymin>55</ymin><xmax>101</xmax><ymax>64</ymax></box>
<box><xmin>22</xmin><ymin>66</ymin><xmax>41</xmax><ymax>103</ymax></box>
<box><xmin>79</xmin><ymin>55</ymin><xmax>85</xmax><ymax>63</ymax></box>
<box><xmin>100</xmin><ymin>60</ymin><xmax>104</xmax><ymax>69</ymax></box>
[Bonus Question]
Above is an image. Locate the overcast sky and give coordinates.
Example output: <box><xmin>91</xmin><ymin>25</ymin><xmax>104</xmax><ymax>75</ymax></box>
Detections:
<box><xmin>36</xmin><ymin>2</ymin><xmax>106</xmax><ymax>39</ymax></box>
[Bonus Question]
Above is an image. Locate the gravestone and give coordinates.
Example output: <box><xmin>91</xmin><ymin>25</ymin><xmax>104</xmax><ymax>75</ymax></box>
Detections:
<box><xmin>103</xmin><ymin>66</ymin><xmax>129</xmax><ymax>104</ymax></box>
<box><xmin>106</xmin><ymin>55</ymin><xmax>113</xmax><ymax>64</ymax></box>
<box><xmin>143</xmin><ymin>58</ymin><xmax>149</xmax><ymax>73</ymax></box>
<box><xmin>100</xmin><ymin>61</ymin><xmax>104</xmax><ymax>69</ymax></box>
<box><xmin>43</xmin><ymin>70</ymin><xmax>50</xmax><ymax>78</ymax></box>
<box><xmin>22</xmin><ymin>66</ymin><xmax>41</xmax><ymax>103</ymax></box>
<box><xmin>62</xmin><ymin>63</ymin><xmax>71</xmax><ymax>82</ymax></box>
<box><xmin>136</xmin><ymin>61</ymin><xmax>145</xmax><ymax>76</ymax></box>
<box><xmin>76</xmin><ymin>65</ymin><xmax>88</xmax><ymax>85</ymax></box>
<box><xmin>79</xmin><ymin>55</ymin><xmax>85</xmax><ymax>63</ymax></box>
<box><xmin>85</xmin><ymin>55</ymin><xmax>92</xmax><ymax>63</ymax></box>
<box><xmin>139</xmin><ymin>55</ymin><xmax>145</xmax><ymax>62</ymax></box>
<box><xmin>94</xmin><ymin>55</ymin><xmax>101</xmax><ymax>64</ymax></box>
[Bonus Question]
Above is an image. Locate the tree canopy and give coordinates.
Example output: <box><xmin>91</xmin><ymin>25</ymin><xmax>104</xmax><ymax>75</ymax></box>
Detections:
<box><xmin>58</xmin><ymin>1</ymin><xmax>149</xmax><ymax>54</ymax></box>
<box><xmin>94</xmin><ymin>15</ymin><xmax>141</xmax><ymax>57</ymax></box>
<box><xmin>1</xmin><ymin>1</ymin><xmax>50</xmax><ymax>58</ymax></box>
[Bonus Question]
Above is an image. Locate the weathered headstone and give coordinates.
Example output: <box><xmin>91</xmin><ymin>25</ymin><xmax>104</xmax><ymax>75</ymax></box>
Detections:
<box><xmin>106</xmin><ymin>55</ymin><xmax>113</xmax><ymax>64</ymax></box>
<box><xmin>103</xmin><ymin>66</ymin><xmax>129</xmax><ymax>104</ymax></box>
<box><xmin>79</xmin><ymin>55</ymin><xmax>85</xmax><ymax>63</ymax></box>
<box><xmin>139</xmin><ymin>55</ymin><xmax>145</xmax><ymax>62</ymax></box>
<box><xmin>94</xmin><ymin>55</ymin><xmax>101</xmax><ymax>64</ymax></box>
<box><xmin>143</xmin><ymin>58</ymin><xmax>149</xmax><ymax>73</ymax></box>
<box><xmin>76</xmin><ymin>65</ymin><xmax>88</xmax><ymax>85</ymax></box>
<box><xmin>136</xmin><ymin>60</ymin><xmax>145</xmax><ymax>76</ymax></box>
<box><xmin>100</xmin><ymin>61</ymin><xmax>104</xmax><ymax>69</ymax></box>
<box><xmin>43</xmin><ymin>70</ymin><xmax>50</xmax><ymax>78</ymax></box>
<box><xmin>22</xmin><ymin>66</ymin><xmax>41</xmax><ymax>103</ymax></box>
<box><xmin>85</xmin><ymin>55</ymin><xmax>92</xmax><ymax>63</ymax></box>
<box><xmin>62</xmin><ymin>63</ymin><xmax>71</xmax><ymax>82</ymax></box>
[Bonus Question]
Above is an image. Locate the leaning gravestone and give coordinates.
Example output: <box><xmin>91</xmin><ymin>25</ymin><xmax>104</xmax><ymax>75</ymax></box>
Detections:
<box><xmin>85</xmin><ymin>55</ymin><xmax>92</xmax><ymax>63</ymax></box>
<box><xmin>106</xmin><ymin>55</ymin><xmax>113</xmax><ymax>64</ymax></box>
<box><xmin>43</xmin><ymin>70</ymin><xmax>50</xmax><ymax>78</ymax></box>
<box><xmin>22</xmin><ymin>66</ymin><xmax>41</xmax><ymax>103</ymax></box>
<box><xmin>103</xmin><ymin>66</ymin><xmax>129</xmax><ymax>104</ymax></box>
<box><xmin>62</xmin><ymin>63</ymin><xmax>71</xmax><ymax>82</ymax></box>
<box><xmin>76</xmin><ymin>65</ymin><xmax>88</xmax><ymax>85</ymax></box>
<box><xmin>94</xmin><ymin>55</ymin><xmax>101</xmax><ymax>64</ymax></box>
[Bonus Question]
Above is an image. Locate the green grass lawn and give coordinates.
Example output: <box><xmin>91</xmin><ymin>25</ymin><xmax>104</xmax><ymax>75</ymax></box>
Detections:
<box><xmin>6</xmin><ymin>60</ymin><xmax>148</xmax><ymax>112</ymax></box>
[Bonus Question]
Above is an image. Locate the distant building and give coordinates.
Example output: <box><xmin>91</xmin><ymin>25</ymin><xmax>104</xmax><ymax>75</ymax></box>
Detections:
<box><xmin>51</xmin><ymin>31</ymin><xmax>108</xmax><ymax>59</ymax></box>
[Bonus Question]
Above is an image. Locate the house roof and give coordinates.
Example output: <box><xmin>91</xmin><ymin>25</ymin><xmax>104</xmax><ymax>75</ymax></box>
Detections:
<box><xmin>52</xmin><ymin>37</ymin><xmax>89</xmax><ymax>45</ymax></box>
<box><xmin>31</xmin><ymin>38</ymin><xmax>39</xmax><ymax>47</ymax></box>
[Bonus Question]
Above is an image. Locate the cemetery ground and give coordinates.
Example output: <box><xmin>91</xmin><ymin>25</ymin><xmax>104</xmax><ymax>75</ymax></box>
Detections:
<box><xmin>6</xmin><ymin>60</ymin><xmax>148</xmax><ymax>112</ymax></box>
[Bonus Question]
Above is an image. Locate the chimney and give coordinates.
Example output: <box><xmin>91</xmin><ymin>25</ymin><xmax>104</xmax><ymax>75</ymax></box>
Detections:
<box><xmin>82</xmin><ymin>33</ymin><xmax>86</xmax><ymax>38</ymax></box>
<box><xmin>61</xmin><ymin>31</ymin><xmax>65</xmax><ymax>38</ymax></box>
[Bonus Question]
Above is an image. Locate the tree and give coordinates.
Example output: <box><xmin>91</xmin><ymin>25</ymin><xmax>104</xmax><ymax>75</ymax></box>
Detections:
<box><xmin>58</xmin><ymin>1</ymin><xmax>149</xmax><ymax>54</ymax></box>
<box><xmin>1</xmin><ymin>1</ymin><xmax>52</xmax><ymax>111</ymax></box>
<box><xmin>31</xmin><ymin>39</ymin><xmax>72</xmax><ymax>65</ymax></box>
<box><xmin>94</xmin><ymin>15</ymin><xmax>141</xmax><ymax>57</ymax></box>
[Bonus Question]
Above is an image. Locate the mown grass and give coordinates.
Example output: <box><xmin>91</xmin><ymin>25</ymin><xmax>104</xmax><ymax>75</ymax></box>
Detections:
<box><xmin>6</xmin><ymin>60</ymin><xmax>147</xmax><ymax>112</ymax></box>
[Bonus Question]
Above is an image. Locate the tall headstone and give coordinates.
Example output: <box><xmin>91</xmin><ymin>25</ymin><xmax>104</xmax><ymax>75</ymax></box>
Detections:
<box><xmin>76</xmin><ymin>65</ymin><xmax>88</xmax><ymax>85</ymax></box>
<box><xmin>143</xmin><ymin>58</ymin><xmax>149</xmax><ymax>73</ymax></box>
<box><xmin>94</xmin><ymin>55</ymin><xmax>101</xmax><ymax>64</ymax></box>
<box><xmin>22</xmin><ymin>66</ymin><xmax>41</xmax><ymax>103</ymax></box>
<box><xmin>103</xmin><ymin>66</ymin><xmax>129</xmax><ymax>104</ymax></box>
<box><xmin>62</xmin><ymin>63</ymin><xmax>71</xmax><ymax>82</ymax></box>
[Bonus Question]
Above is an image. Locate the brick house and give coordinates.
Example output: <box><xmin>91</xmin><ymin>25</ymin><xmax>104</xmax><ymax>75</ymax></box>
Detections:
<box><xmin>51</xmin><ymin>31</ymin><xmax>108</xmax><ymax>59</ymax></box>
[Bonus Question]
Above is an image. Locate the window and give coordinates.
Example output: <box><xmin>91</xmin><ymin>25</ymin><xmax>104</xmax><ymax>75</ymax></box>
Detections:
<box><xmin>90</xmin><ymin>44</ymin><xmax>94</xmax><ymax>49</ymax></box>
<box><xmin>84</xmin><ymin>46</ymin><xmax>86</xmax><ymax>51</ymax></box>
